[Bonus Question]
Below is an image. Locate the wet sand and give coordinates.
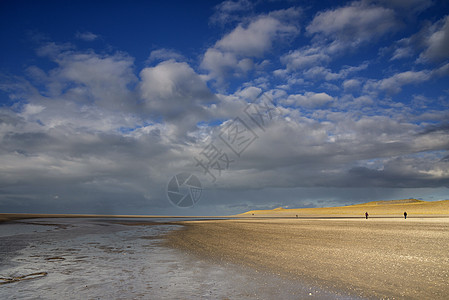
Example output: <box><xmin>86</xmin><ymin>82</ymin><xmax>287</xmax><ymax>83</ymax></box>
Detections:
<box><xmin>165</xmin><ymin>218</ymin><xmax>449</xmax><ymax>299</ymax></box>
<box><xmin>0</xmin><ymin>218</ymin><xmax>349</xmax><ymax>299</ymax></box>
<box><xmin>0</xmin><ymin>213</ymin><xmax>229</xmax><ymax>224</ymax></box>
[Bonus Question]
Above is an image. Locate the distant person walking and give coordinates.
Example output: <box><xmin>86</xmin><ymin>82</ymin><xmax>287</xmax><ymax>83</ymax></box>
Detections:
<box><xmin>404</xmin><ymin>211</ymin><xmax>407</xmax><ymax>219</ymax></box>
<box><xmin>365</xmin><ymin>212</ymin><xmax>369</xmax><ymax>219</ymax></box>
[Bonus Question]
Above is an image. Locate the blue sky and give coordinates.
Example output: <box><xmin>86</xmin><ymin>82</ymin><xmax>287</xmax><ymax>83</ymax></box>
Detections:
<box><xmin>1</xmin><ymin>0</ymin><xmax>448</xmax><ymax>215</ymax></box>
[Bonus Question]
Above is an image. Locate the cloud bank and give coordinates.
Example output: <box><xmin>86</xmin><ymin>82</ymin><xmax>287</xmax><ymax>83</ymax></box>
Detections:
<box><xmin>0</xmin><ymin>0</ymin><xmax>448</xmax><ymax>215</ymax></box>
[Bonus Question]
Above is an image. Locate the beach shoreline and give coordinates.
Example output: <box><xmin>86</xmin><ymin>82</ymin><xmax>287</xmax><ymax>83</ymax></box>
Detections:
<box><xmin>1</xmin><ymin>217</ymin><xmax>354</xmax><ymax>299</ymax></box>
<box><xmin>0</xmin><ymin>213</ymin><xmax>234</xmax><ymax>224</ymax></box>
<box><xmin>2</xmin><ymin>214</ymin><xmax>448</xmax><ymax>298</ymax></box>
<box><xmin>164</xmin><ymin>217</ymin><xmax>449</xmax><ymax>299</ymax></box>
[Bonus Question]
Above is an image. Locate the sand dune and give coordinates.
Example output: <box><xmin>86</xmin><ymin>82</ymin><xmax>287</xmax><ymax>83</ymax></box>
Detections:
<box><xmin>239</xmin><ymin>199</ymin><xmax>449</xmax><ymax>217</ymax></box>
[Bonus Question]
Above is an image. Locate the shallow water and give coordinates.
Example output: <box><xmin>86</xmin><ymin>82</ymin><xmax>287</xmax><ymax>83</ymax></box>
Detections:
<box><xmin>0</xmin><ymin>218</ymin><xmax>359</xmax><ymax>299</ymax></box>
<box><xmin>0</xmin><ymin>222</ymin><xmax>58</xmax><ymax>238</ymax></box>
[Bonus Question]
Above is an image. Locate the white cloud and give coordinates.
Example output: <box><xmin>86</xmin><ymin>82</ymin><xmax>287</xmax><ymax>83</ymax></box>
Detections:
<box><xmin>20</xmin><ymin>104</ymin><xmax>45</xmax><ymax>117</ymax></box>
<box><xmin>390</xmin><ymin>15</ymin><xmax>449</xmax><ymax>63</ymax></box>
<box><xmin>303</xmin><ymin>63</ymin><xmax>368</xmax><ymax>81</ymax></box>
<box><xmin>2</xmin><ymin>61</ymin><xmax>449</xmax><ymax>213</ymax></box>
<box><xmin>140</xmin><ymin>60</ymin><xmax>215</xmax><ymax>107</ymax></box>
<box><xmin>147</xmin><ymin>48</ymin><xmax>185</xmax><ymax>63</ymax></box>
<box><xmin>283</xmin><ymin>92</ymin><xmax>334</xmax><ymax>108</ymax></box>
<box><xmin>216</xmin><ymin>15</ymin><xmax>298</xmax><ymax>57</ymax></box>
<box><xmin>365</xmin><ymin>70</ymin><xmax>431</xmax><ymax>94</ymax></box>
<box><xmin>210</xmin><ymin>0</ymin><xmax>253</xmax><ymax>25</ymax></box>
<box><xmin>307</xmin><ymin>2</ymin><xmax>398</xmax><ymax>43</ymax></box>
<box><xmin>434</xmin><ymin>62</ymin><xmax>449</xmax><ymax>76</ymax></box>
<box><xmin>36</xmin><ymin>42</ymin><xmax>73</xmax><ymax>57</ymax></box>
<box><xmin>33</xmin><ymin>44</ymin><xmax>138</xmax><ymax>111</ymax></box>
<box><xmin>276</xmin><ymin>2</ymin><xmax>399</xmax><ymax>76</ymax></box>
<box><xmin>300</xmin><ymin>1</ymin><xmax>400</xmax><ymax>60</ymax></box>
<box><xmin>275</xmin><ymin>2</ymin><xmax>399</xmax><ymax>78</ymax></box>
<box><xmin>139</xmin><ymin>60</ymin><xmax>216</xmax><ymax>135</ymax></box>
<box><xmin>210</xmin><ymin>109</ymin><xmax>449</xmax><ymax>191</ymax></box>
<box><xmin>202</xmin><ymin>9</ymin><xmax>300</xmax><ymax>84</ymax></box>
<box><xmin>75</xmin><ymin>31</ymin><xmax>99</xmax><ymax>41</ymax></box>
<box><xmin>200</xmin><ymin>48</ymin><xmax>248</xmax><ymax>84</ymax></box>
<box><xmin>303</xmin><ymin>66</ymin><xmax>340</xmax><ymax>80</ymax></box>
<box><xmin>235</xmin><ymin>86</ymin><xmax>262</xmax><ymax>100</ymax></box>
<box><xmin>280</xmin><ymin>47</ymin><xmax>330</xmax><ymax>71</ymax></box>
<box><xmin>280</xmin><ymin>2</ymin><xmax>390</xmax><ymax>73</ymax></box>
<box><xmin>420</xmin><ymin>15</ymin><xmax>449</xmax><ymax>62</ymax></box>
<box><xmin>353</xmin><ymin>95</ymin><xmax>374</xmax><ymax>106</ymax></box>
<box><xmin>370</xmin><ymin>0</ymin><xmax>433</xmax><ymax>13</ymax></box>
<box><xmin>281</xmin><ymin>52</ymin><xmax>368</xmax><ymax>82</ymax></box>
<box><xmin>216</xmin><ymin>0</ymin><xmax>252</xmax><ymax>13</ymax></box>
<box><xmin>0</xmin><ymin>48</ymin><xmax>220</xmax><ymax>213</ymax></box>
<box><xmin>343</xmin><ymin>79</ymin><xmax>361</xmax><ymax>91</ymax></box>
<box><xmin>390</xmin><ymin>39</ymin><xmax>414</xmax><ymax>60</ymax></box>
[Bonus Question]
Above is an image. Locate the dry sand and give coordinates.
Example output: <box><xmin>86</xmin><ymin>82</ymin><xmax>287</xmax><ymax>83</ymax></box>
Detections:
<box><xmin>165</xmin><ymin>217</ymin><xmax>449</xmax><ymax>299</ymax></box>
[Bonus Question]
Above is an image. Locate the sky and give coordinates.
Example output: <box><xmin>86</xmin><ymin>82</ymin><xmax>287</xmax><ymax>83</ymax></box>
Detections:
<box><xmin>0</xmin><ymin>0</ymin><xmax>448</xmax><ymax>215</ymax></box>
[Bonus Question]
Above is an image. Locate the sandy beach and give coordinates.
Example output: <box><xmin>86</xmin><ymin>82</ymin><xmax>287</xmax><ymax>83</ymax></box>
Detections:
<box><xmin>2</xmin><ymin>200</ymin><xmax>448</xmax><ymax>298</ymax></box>
<box><xmin>165</xmin><ymin>217</ymin><xmax>449</xmax><ymax>299</ymax></box>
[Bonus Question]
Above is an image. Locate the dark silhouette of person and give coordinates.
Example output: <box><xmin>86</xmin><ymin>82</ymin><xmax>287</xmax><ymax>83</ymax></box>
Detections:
<box><xmin>404</xmin><ymin>211</ymin><xmax>407</xmax><ymax>219</ymax></box>
<box><xmin>365</xmin><ymin>212</ymin><xmax>369</xmax><ymax>219</ymax></box>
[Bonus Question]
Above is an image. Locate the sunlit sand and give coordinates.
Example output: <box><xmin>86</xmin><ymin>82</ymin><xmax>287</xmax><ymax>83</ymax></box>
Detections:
<box><xmin>166</xmin><ymin>199</ymin><xmax>449</xmax><ymax>299</ymax></box>
<box><xmin>239</xmin><ymin>198</ymin><xmax>449</xmax><ymax>217</ymax></box>
<box><xmin>2</xmin><ymin>199</ymin><xmax>448</xmax><ymax>298</ymax></box>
